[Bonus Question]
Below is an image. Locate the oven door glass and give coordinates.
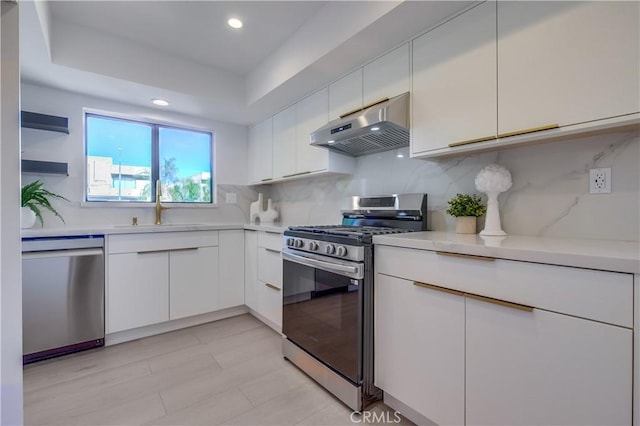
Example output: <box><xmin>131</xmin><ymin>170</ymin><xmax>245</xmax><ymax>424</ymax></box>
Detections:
<box><xmin>282</xmin><ymin>253</ymin><xmax>362</xmax><ymax>385</ymax></box>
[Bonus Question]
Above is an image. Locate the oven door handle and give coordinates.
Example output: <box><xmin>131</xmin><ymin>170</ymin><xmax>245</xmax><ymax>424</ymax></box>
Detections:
<box><xmin>282</xmin><ymin>251</ymin><xmax>362</xmax><ymax>279</ymax></box>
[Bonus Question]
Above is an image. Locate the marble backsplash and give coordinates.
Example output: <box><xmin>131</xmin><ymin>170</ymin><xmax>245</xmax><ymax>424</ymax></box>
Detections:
<box><xmin>260</xmin><ymin>131</ymin><xmax>639</xmax><ymax>242</ymax></box>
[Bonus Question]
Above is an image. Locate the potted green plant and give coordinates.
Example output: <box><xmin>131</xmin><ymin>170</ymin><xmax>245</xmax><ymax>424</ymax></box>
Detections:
<box><xmin>21</xmin><ymin>180</ymin><xmax>69</xmax><ymax>228</ymax></box>
<box><xmin>446</xmin><ymin>193</ymin><xmax>487</xmax><ymax>234</ymax></box>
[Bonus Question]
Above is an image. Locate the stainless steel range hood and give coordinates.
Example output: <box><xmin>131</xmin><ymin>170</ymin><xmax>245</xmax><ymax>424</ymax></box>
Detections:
<box><xmin>310</xmin><ymin>92</ymin><xmax>409</xmax><ymax>157</ymax></box>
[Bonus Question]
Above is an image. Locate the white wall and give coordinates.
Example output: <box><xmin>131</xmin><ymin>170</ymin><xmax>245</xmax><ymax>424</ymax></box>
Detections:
<box><xmin>265</xmin><ymin>131</ymin><xmax>640</xmax><ymax>242</ymax></box>
<box><xmin>1</xmin><ymin>2</ymin><xmax>24</xmax><ymax>424</ymax></box>
<box><xmin>21</xmin><ymin>83</ymin><xmax>257</xmax><ymax>229</ymax></box>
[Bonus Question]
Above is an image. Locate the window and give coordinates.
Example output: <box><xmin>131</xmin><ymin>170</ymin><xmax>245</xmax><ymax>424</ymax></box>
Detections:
<box><xmin>85</xmin><ymin>113</ymin><xmax>213</xmax><ymax>204</ymax></box>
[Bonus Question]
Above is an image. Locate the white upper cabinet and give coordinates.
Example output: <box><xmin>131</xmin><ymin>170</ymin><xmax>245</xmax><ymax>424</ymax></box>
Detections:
<box><xmin>363</xmin><ymin>43</ymin><xmax>410</xmax><ymax>105</ymax></box>
<box><xmin>272</xmin><ymin>105</ymin><xmax>297</xmax><ymax>179</ymax></box>
<box><xmin>329</xmin><ymin>69</ymin><xmax>363</xmax><ymax>121</ymax></box>
<box><xmin>295</xmin><ymin>88</ymin><xmax>329</xmax><ymax>173</ymax></box>
<box><xmin>497</xmin><ymin>1</ymin><xmax>640</xmax><ymax>136</ymax></box>
<box><xmin>248</xmin><ymin>88</ymin><xmax>354</xmax><ymax>185</ymax></box>
<box><xmin>412</xmin><ymin>2</ymin><xmax>497</xmax><ymax>155</ymax></box>
<box><xmin>248</xmin><ymin>117</ymin><xmax>273</xmax><ymax>184</ymax></box>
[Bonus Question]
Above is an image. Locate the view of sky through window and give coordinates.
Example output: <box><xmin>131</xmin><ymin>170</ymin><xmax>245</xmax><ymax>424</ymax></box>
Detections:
<box><xmin>85</xmin><ymin>114</ymin><xmax>213</xmax><ymax>203</ymax></box>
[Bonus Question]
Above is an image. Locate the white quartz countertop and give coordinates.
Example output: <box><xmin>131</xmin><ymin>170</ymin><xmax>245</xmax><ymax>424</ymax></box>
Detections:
<box><xmin>373</xmin><ymin>232</ymin><xmax>640</xmax><ymax>274</ymax></box>
<box><xmin>21</xmin><ymin>222</ymin><xmax>287</xmax><ymax>239</ymax></box>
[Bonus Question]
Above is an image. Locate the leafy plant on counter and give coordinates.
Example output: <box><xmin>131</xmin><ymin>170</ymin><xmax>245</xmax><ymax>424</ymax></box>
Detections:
<box><xmin>21</xmin><ymin>180</ymin><xmax>69</xmax><ymax>226</ymax></box>
<box><xmin>446</xmin><ymin>193</ymin><xmax>486</xmax><ymax>217</ymax></box>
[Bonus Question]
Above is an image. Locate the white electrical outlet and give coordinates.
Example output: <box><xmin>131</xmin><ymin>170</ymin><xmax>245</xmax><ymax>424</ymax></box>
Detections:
<box><xmin>589</xmin><ymin>168</ymin><xmax>611</xmax><ymax>194</ymax></box>
<box><xmin>225</xmin><ymin>192</ymin><xmax>237</xmax><ymax>204</ymax></box>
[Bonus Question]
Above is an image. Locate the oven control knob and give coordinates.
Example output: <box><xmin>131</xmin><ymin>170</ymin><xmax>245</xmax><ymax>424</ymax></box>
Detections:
<box><xmin>294</xmin><ymin>239</ymin><xmax>304</xmax><ymax>248</ymax></box>
<box><xmin>286</xmin><ymin>238</ymin><xmax>295</xmax><ymax>247</ymax></box>
<box><xmin>308</xmin><ymin>242</ymin><xmax>319</xmax><ymax>251</ymax></box>
<box><xmin>336</xmin><ymin>246</ymin><xmax>348</xmax><ymax>257</ymax></box>
<box><xmin>326</xmin><ymin>244</ymin><xmax>336</xmax><ymax>255</ymax></box>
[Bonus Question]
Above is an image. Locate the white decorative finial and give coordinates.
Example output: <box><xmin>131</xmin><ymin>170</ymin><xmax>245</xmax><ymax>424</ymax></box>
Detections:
<box><xmin>475</xmin><ymin>164</ymin><xmax>512</xmax><ymax>236</ymax></box>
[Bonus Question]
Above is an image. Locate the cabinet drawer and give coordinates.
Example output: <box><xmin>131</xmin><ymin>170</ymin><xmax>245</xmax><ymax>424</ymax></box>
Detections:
<box><xmin>108</xmin><ymin>231</ymin><xmax>219</xmax><ymax>254</ymax></box>
<box><xmin>258</xmin><ymin>280</ymin><xmax>282</xmax><ymax>328</ymax></box>
<box><xmin>375</xmin><ymin>246</ymin><xmax>633</xmax><ymax>328</ymax></box>
<box><xmin>257</xmin><ymin>231</ymin><xmax>282</xmax><ymax>251</ymax></box>
<box><xmin>258</xmin><ymin>247</ymin><xmax>282</xmax><ymax>289</ymax></box>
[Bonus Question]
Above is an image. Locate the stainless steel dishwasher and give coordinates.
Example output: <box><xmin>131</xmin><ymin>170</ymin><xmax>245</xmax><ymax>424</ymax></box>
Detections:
<box><xmin>22</xmin><ymin>235</ymin><xmax>105</xmax><ymax>363</ymax></box>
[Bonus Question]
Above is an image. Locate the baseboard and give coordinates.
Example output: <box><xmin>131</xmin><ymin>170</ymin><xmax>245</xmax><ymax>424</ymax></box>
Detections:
<box><xmin>105</xmin><ymin>305</ymin><xmax>249</xmax><ymax>345</ymax></box>
<box><xmin>247</xmin><ymin>308</ymin><xmax>282</xmax><ymax>334</ymax></box>
<box><xmin>383</xmin><ymin>392</ymin><xmax>437</xmax><ymax>426</ymax></box>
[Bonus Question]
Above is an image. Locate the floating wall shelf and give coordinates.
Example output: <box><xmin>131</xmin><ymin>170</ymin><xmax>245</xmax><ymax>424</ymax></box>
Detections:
<box><xmin>21</xmin><ymin>159</ymin><xmax>69</xmax><ymax>176</ymax></box>
<box><xmin>21</xmin><ymin>111</ymin><xmax>69</xmax><ymax>134</ymax></box>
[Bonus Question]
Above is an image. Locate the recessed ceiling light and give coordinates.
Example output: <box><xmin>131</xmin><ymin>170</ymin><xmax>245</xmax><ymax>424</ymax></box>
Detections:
<box><xmin>396</xmin><ymin>153</ymin><xmax>405</xmax><ymax>158</ymax></box>
<box><xmin>228</xmin><ymin>18</ymin><xmax>243</xmax><ymax>29</ymax></box>
<box><xmin>327</xmin><ymin>140</ymin><xmax>335</xmax><ymax>144</ymax></box>
<box><xmin>371</xmin><ymin>126</ymin><xmax>380</xmax><ymax>131</ymax></box>
<box><xmin>152</xmin><ymin>99</ymin><xmax>169</xmax><ymax>106</ymax></box>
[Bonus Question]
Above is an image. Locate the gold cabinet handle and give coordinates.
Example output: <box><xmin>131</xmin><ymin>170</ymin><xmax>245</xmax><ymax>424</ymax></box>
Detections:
<box><xmin>448</xmin><ymin>135</ymin><xmax>496</xmax><ymax>148</ymax></box>
<box><xmin>497</xmin><ymin>124</ymin><xmax>559</xmax><ymax>139</ymax></box>
<box><xmin>413</xmin><ymin>281</ymin><xmax>464</xmax><ymax>297</ymax></box>
<box><xmin>282</xmin><ymin>171</ymin><xmax>311</xmax><ymax>178</ymax></box>
<box><xmin>137</xmin><ymin>249</ymin><xmax>168</xmax><ymax>255</ymax></box>
<box><xmin>466</xmin><ymin>293</ymin><xmax>534</xmax><ymax>312</ymax></box>
<box><xmin>339</xmin><ymin>97</ymin><xmax>389</xmax><ymax>119</ymax></box>
<box><xmin>264</xmin><ymin>283</ymin><xmax>281</xmax><ymax>291</ymax></box>
<box><xmin>436</xmin><ymin>251</ymin><xmax>494</xmax><ymax>262</ymax></box>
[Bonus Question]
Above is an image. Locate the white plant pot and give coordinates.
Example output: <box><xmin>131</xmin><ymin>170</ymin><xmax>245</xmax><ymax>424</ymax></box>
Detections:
<box><xmin>455</xmin><ymin>216</ymin><xmax>477</xmax><ymax>234</ymax></box>
<box><xmin>21</xmin><ymin>207</ymin><xmax>37</xmax><ymax>229</ymax></box>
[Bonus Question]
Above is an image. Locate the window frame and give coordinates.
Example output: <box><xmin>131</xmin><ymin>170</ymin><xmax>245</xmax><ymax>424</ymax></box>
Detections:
<box><xmin>83</xmin><ymin>109</ymin><xmax>216</xmax><ymax>207</ymax></box>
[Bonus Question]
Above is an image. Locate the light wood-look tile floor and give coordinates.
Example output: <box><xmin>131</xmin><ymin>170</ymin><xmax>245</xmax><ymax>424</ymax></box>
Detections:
<box><xmin>24</xmin><ymin>314</ymin><xmax>413</xmax><ymax>425</ymax></box>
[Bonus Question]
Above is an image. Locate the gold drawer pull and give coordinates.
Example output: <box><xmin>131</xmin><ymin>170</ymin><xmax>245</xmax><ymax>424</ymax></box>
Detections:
<box><xmin>339</xmin><ymin>97</ymin><xmax>389</xmax><ymax>119</ymax></box>
<box><xmin>436</xmin><ymin>251</ymin><xmax>494</xmax><ymax>262</ymax></box>
<box><xmin>497</xmin><ymin>124</ymin><xmax>559</xmax><ymax>139</ymax></box>
<box><xmin>265</xmin><ymin>283</ymin><xmax>281</xmax><ymax>291</ymax></box>
<box><xmin>170</xmin><ymin>247</ymin><xmax>199</xmax><ymax>253</ymax></box>
<box><xmin>137</xmin><ymin>249</ymin><xmax>167</xmax><ymax>255</ymax></box>
<box><xmin>413</xmin><ymin>281</ymin><xmax>464</xmax><ymax>297</ymax></box>
<box><xmin>282</xmin><ymin>171</ymin><xmax>311</xmax><ymax>178</ymax></box>
<box><xmin>466</xmin><ymin>293</ymin><xmax>534</xmax><ymax>312</ymax></box>
<box><xmin>448</xmin><ymin>135</ymin><xmax>496</xmax><ymax>148</ymax></box>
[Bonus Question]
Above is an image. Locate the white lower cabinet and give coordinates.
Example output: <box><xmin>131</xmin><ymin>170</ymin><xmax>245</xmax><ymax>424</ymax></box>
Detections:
<box><xmin>218</xmin><ymin>230</ymin><xmax>245</xmax><ymax>309</ymax></box>
<box><xmin>169</xmin><ymin>246</ymin><xmax>219</xmax><ymax>320</ymax></box>
<box><xmin>107</xmin><ymin>230</ymin><xmax>247</xmax><ymax>334</ymax></box>
<box><xmin>375</xmin><ymin>274</ymin><xmax>464</xmax><ymax>425</ymax></box>
<box><xmin>244</xmin><ymin>230</ymin><xmax>259</xmax><ymax>311</ymax></box>
<box><xmin>108</xmin><ymin>251</ymin><xmax>169</xmax><ymax>333</ymax></box>
<box><xmin>374</xmin><ymin>244</ymin><xmax>634</xmax><ymax>425</ymax></box>
<box><xmin>257</xmin><ymin>280</ymin><xmax>282</xmax><ymax>329</ymax></box>
<box><xmin>245</xmin><ymin>230</ymin><xmax>283</xmax><ymax>330</ymax></box>
<box><xmin>466</xmin><ymin>298</ymin><xmax>632</xmax><ymax>426</ymax></box>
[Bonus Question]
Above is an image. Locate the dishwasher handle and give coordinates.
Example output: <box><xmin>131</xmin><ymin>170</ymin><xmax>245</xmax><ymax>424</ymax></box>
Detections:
<box><xmin>22</xmin><ymin>248</ymin><xmax>104</xmax><ymax>260</ymax></box>
<box><xmin>22</xmin><ymin>236</ymin><xmax>104</xmax><ymax>252</ymax></box>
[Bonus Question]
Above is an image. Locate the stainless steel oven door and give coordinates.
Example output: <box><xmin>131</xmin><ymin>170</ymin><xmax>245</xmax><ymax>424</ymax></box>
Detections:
<box><xmin>282</xmin><ymin>249</ymin><xmax>364</xmax><ymax>385</ymax></box>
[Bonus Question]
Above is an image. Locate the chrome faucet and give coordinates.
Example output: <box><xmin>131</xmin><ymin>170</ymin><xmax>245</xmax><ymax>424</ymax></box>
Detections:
<box><xmin>155</xmin><ymin>179</ymin><xmax>168</xmax><ymax>225</ymax></box>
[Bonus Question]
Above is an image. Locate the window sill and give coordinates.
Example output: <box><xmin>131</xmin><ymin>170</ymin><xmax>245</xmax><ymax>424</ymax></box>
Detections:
<box><xmin>81</xmin><ymin>201</ymin><xmax>220</xmax><ymax>209</ymax></box>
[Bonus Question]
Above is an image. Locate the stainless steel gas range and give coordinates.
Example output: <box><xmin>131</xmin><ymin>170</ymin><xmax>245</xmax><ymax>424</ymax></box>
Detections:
<box><xmin>281</xmin><ymin>193</ymin><xmax>428</xmax><ymax>411</ymax></box>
